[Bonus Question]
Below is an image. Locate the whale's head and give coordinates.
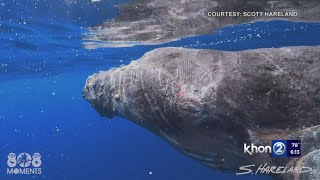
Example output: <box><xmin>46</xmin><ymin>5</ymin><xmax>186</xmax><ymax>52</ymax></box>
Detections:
<box><xmin>83</xmin><ymin>70</ymin><xmax>121</xmax><ymax>119</ymax></box>
<box><xmin>82</xmin><ymin>63</ymin><xmax>182</xmax><ymax>132</ymax></box>
<box><xmin>82</xmin><ymin>48</ymin><xmax>254</xmax><ymax>172</ymax></box>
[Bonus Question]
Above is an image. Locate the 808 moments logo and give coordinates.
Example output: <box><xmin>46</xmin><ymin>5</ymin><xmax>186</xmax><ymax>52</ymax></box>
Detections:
<box><xmin>7</xmin><ymin>152</ymin><xmax>42</xmax><ymax>175</ymax></box>
<box><xmin>244</xmin><ymin>140</ymin><xmax>301</xmax><ymax>157</ymax></box>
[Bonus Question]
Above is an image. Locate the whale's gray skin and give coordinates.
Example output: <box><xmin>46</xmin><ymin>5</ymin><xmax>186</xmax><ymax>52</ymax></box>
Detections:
<box><xmin>83</xmin><ymin>46</ymin><xmax>320</xmax><ymax>179</ymax></box>
<box><xmin>84</xmin><ymin>0</ymin><xmax>320</xmax><ymax>48</ymax></box>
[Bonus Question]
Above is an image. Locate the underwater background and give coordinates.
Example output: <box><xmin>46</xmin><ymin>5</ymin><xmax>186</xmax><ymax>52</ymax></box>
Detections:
<box><xmin>0</xmin><ymin>0</ymin><xmax>320</xmax><ymax>179</ymax></box>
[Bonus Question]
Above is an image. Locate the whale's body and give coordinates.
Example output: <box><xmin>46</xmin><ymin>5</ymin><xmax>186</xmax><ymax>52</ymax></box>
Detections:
<box><xmin>83</xmin><ymin>46</ymin><xmax>320</xmax><ymax>179</ymax></box>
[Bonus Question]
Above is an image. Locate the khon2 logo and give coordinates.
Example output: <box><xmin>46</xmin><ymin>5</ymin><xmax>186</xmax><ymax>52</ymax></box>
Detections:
<box><xmin>244</xmin><ymin>140</ymin><xmax>301</xmax><ymax>157</ymax></box>
<box><xmin>7</xmin><ymin>152</ymin><xmax>42</xmax><ymax>175</ymax></box>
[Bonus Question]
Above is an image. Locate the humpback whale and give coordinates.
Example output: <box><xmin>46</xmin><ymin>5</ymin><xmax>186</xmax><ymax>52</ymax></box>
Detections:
<box><xmin>83</xmin><ymin>46</ymin><xmax>320</xmax><ymax>180</ymax></box>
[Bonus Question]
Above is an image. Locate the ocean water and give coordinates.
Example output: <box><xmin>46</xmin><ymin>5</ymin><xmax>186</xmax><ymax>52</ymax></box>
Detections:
<box><xmin>0</xmin><ymin>0</ymin><xmax>320</xmax><ymax>180</ymax></box>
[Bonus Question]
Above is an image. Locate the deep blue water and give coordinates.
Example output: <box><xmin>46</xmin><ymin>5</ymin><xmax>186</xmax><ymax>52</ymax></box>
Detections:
<box><xmin>0</xmin><ymin>0</ymin><xmax>320</xmax><ymax>180</ymax></box>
